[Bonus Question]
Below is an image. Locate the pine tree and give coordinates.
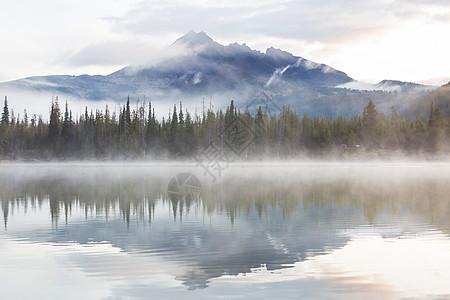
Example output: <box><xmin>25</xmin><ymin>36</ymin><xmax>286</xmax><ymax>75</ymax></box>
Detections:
<box><xmin>125</xmin><ymin>96</ymin><xmax>131</xmax><ymax>127</ymax></box>
<box><xmin>146</xmin><ymin>103</ymin><xmax>161</xmax><ymax>155</ymax></box>
<box><xmin>184</xmin><ymin>111</ymin><xmax>196</xmax><ymax>154</ymax></box>
<box><xmin>387</xmin><ymin>106</ymin><xmax>400</xmax><ymax>149</ymax></box>
<box><xmin>168</xmin><ymin>105</ymin><xmax>179</xmax><ymax>156</ymax></box>
<box><xmin>1</xmin><ymin>96</ymin><xmax>9</xmax><ymax>127</ymax></box>
<box><xmin>61</xmin><ymin>101</ymin><xmax>74</xmax><ymax>155</ymax></box>
<box><xmin>428</xmin><ymin>106</ymin><xmax>445</xmax><ymax>153</ymax></box>
<box><xmin>362</xmin><ymin>100</ymin><xmax>379</xmax><ymax>150</ymax></box>
<box><xmin>254</xmin><ymin>106</ymin><xmax>265</xmax><ymax>153</ymax></box>
<box><xmin>178</xmin><ymin>101</ymin><xmax>184</xmax><ymax>127</ymax></box>
<box><xmin>48</xmin><ymin>99</ymin><xmax>61</xmax><ymax>153</ymax></box>
<box><xmin>177</xmin><ymin>102</ymin><xmax>186</xmax><ymax>154</ymax></box>
<box><xmin>104</xmin><ymin>105</ymin><xmax>112</xmax><ymax>153</ymax></box>
<box><xmin>300</xmin><ymin>113</ymin><xmax>313</xmax><ymax>150</ymax></box>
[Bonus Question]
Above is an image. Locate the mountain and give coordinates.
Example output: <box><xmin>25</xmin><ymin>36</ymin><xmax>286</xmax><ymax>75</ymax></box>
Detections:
<box><xmin>339</xmin><ymin>79</ymin><xmax>435</xmax><ymax>93</ymax></box>
<box><xmin>375</xmin><ymin>80</ymin><xmax>435</xmax><ymax>93</ymax></box>
<box><xmin>0</xmin><ymin>30</ymin><xmax>436</xmax><ymax>118</ymax></box>
<box><xmin>404</xmin><ymin>81</ymin><xmax>450</xmax><ymax>119</ymax></box>
<box><xmin>107</xmin><ymin>30</ymin><xmax>352</xmax><ymax>98</ymax></box>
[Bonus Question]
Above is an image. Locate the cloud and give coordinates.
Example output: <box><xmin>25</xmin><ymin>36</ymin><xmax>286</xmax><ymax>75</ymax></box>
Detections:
<box><xmin>106</xmin><ymin>0</ymin><xmax>450</xmax><ymax>44</ymax></box>
<box><xmin>60</xmin><ymin>41</ymin><xmax>163</xmax><ymax>67</ymax></box>
<box><xmin>417</xmin><ymin>76</ymin><xmax>450</xmax><ymax>86</ymax></box>
<box><xmin>2</xmin><ymin>0</ymin><xmax>450</xmax><ymax>84</ymax></box>
<box><xmin>59</xmin><ymin>35</ymin><xmax>210</xmax><ymax>70</ymax></box>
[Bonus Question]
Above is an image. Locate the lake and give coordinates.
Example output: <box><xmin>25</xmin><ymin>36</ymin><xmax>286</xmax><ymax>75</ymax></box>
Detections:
<box><xmin>1</xmin><ymin>161</ymin><xmax>450</xmax><ymax>299</ymax></box>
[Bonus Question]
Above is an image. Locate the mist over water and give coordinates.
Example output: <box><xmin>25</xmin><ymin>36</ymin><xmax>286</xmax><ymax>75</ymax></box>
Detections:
<box><xmin>1</xmin><ymin>161</ymin><xmax>450</xmax><ymax>299</ymax></box>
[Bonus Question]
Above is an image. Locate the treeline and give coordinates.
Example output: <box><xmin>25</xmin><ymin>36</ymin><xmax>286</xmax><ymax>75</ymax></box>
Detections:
<box><xmin>0</xmin><ymin>95</ymin><xmax>449</xmax><ymax>160</ymax></box>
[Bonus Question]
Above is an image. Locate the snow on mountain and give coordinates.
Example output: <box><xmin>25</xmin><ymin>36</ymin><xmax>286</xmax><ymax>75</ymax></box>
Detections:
<box><xmin>0</xmin><ymin>30</ymin><xmax>436</xmax><ymax>118</ymax></box>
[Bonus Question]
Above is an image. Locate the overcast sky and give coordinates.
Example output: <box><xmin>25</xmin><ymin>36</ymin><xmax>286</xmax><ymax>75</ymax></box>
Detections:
<box><xmin>1</xmin><ymin>0</ymin><xmax>450</xmax><ymax>85</ymax></box>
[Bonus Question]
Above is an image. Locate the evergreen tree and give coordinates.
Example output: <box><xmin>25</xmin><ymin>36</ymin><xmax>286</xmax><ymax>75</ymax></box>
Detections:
<box><xmin>48</xmin><ymin>99</ymin><xmax>61</xmax><ymax>153</ymax></box>
<box><xmin>126</xmin><ymin>96</ymin><xmax>131</xmax><ymax>127</ymax></box>
<box><xmin>184</xmin><ymin>111</ymin><xmax>196</xmax><ymax>154</ymax></box>
<box><xmin>61</xmin><ymin>101</ymin><xmax>74</xmax><ymax>155</ymax></box>
<box><xmin>333</xmin><ymin>115</ymin><xmax>347</xmax><ymax>145</ymax></box>
<box><xmin>300</xmin><ymin>113</ymin><xmax>313</xmax><ymax>150</ymax></box>
<box><xmin>387</xmin><ymin>106</ymin><xmax>400</xmax><ymax>149</ymax></box>
<box><xmin>413</xmin><ymin>112</ymin><xmax>427</xmax><ymax>151</ymax></box>
<box><xmin>428</xmin><ymin>106</ymin><xmax>445</xmax><ymax>153</ymax></box>
<box><xmin>178</xmin><ymin>101</ymin><xmax>184</xmax><ymax>127</ymax></box>
<box><xmin>119</xmin><ymin>106</ymin><xmax>126</xmax><ymax>137</ymax></box>
<box><xmin>254</xmin><ymin>106</ymin><xmax>265</xmax><ymax>153</ymax></box>
<box><xmin>177</xmin><ymin>102</ymin><xmax>186</xmax><ymax>153</ymax></box>
<box><xmin>146</xmin><ymin>102</ymin><xmax>158</xmax><ymax>150</ymax></box>
<box><xmin>1</xmin><ymin>96</ymin><xmax>9</xmax><ymax>127</ymax></box>
<box><xmin>104</xmin><ymin>105</ymin><xmax>112</xmax><ymax>154</ymax></box>
<box><xmin>0</xmin><ymin>96</ymin><xmax>9</xmax><ymax>154</ymax></box>
<box><xmin>362</xmin><ymin>100</ymin><xmax>379</xmax><ymax>150</ymax></box>
<box><xmin>168</xmin><ymin>105</ymin><xmax>179</xmax><ymax>156</ymax></box>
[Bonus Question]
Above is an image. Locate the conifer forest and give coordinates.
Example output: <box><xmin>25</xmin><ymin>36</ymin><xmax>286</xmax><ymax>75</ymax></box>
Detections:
<box><xmin>0</xmin><ymin>96</ymin><xmax>449</xmax><ymax>160</ymax></box>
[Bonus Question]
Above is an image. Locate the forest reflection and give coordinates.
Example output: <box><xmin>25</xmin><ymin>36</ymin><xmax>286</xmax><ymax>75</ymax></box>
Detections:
<box><xmin>1</xmin><ymin>163</ymin><xmax>450</xmax><ymax>232</ymax></box>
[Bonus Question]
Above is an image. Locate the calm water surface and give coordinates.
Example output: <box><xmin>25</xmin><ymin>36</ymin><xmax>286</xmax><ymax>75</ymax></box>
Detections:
<box><xmin>1</xmin><ymin>161</ymin><xmax>450</xmax><ymax>299</ymax></box>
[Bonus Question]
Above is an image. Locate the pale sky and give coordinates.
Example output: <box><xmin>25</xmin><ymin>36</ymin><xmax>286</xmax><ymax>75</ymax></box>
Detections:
<box><xmin>1</xmin><ymin>0</ymin><xmax>450</xmax><ymax>85</ymax></box>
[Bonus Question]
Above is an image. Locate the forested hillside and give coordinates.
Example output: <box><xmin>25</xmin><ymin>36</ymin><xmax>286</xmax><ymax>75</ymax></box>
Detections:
<box><xmin>0</xmin><ymin>95</ymin><xmax>449</xmax><ymax>160</ymax></box>
<box><xmin>404</xmin><ymin>82</ymin><xmax>450</xmax><ymax>120</ymax></box>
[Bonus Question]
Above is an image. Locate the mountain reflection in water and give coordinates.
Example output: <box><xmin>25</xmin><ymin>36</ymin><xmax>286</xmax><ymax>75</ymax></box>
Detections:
<box><xmin>1</xmin><ymin>162</ymin><xmax>450</xmax><ymax>298</ymax></box>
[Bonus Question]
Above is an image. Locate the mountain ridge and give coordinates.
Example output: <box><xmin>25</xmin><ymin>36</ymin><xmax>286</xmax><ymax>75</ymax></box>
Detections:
<box><xmin>0</xmin><ymin>30</ymin><xmax>436</xmax><ymax>118</ymax></box>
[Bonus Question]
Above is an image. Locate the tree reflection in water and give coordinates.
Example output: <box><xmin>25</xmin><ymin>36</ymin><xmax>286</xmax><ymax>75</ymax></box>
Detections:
<box><xmin>1</xmin><ymin>163</ymin><xmax>448</xmax><ymax>229</ymax></box>
<box><xmin>1</xmin><ymin>162</ymin><xmax>450</xmax><ymax>290</ymax></box>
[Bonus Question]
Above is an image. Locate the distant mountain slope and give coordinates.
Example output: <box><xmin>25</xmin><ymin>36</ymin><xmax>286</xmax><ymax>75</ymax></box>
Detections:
<box><xmin>404</xmin><ymin>82</ymin><xmax>450</xmax><ymax>119</ymax></box>
<box><xmin>339</xmin><ymin>79</ymin><xmax>435</xmax><ymax>93</ymax></box>
<box><xmin>0</xmin><ymin>30</ymin><xmax>437</xmax><ymax>118</ymax></box>
<box><xmin>375</xmin><ymin>80</ymin><xmax>433</xmax><ymax>93</ymax></box>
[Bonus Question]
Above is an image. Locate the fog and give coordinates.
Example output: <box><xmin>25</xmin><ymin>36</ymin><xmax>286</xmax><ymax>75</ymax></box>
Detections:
<box><xmin>3</xmin><ymin>160</ymin><xmax>450</xmax><ymax>206</ymax></box>
<box><xmin>1</xmin><ymin>87</ymin><xmax>118</xmax><ymax>121</ymax></box>
<box><xmin>1</xmin><ymin>87</ymin><xmax>234</xmax><ymax>123</ymax></box>
<box><xmin>337</xmin><ymin>80</ymin><xmax>436</xmax><ymax>93</ymax></box>
<box><xmin>2</xmin><ymin>160</ymin><xmax>450</xmax><ymax>212</ymax></box>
